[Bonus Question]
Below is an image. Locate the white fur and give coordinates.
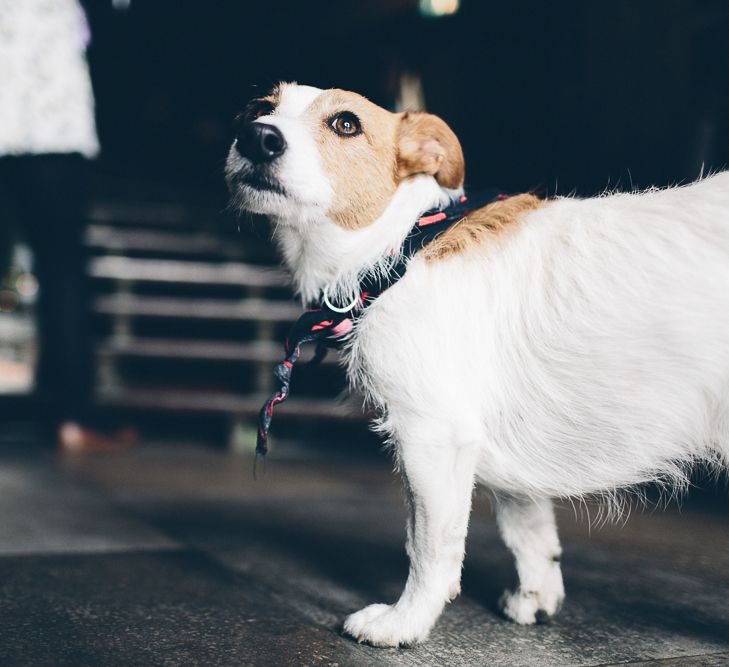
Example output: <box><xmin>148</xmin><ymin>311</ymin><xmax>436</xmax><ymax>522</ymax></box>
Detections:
<box><xmin>227</xmin><ymin>84</ymin><xmax>729</xmax><ymax>647</ymax></box>
<box><xmin>275</xmin><ymin>175</ymin><xmax>452</xmax><ymax>304</ymax></box>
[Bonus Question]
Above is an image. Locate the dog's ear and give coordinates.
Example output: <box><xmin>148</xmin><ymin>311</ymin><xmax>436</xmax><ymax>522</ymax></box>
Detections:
<box><xmin>396</xmin><ymin>111</ymin><xmax>465</xmax><ymax>189</ymax></box>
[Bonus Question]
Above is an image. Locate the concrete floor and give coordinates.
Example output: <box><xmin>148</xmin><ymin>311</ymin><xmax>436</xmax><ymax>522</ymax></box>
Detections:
<box><xmin>0</xmin><ymin>442</ymin><xmax>728</xmax><ymax>666</ymax></box>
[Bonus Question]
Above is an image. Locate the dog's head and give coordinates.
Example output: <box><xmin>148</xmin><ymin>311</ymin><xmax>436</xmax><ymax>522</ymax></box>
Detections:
<box><xmin>226</xmin><ymin>83</ymin><xmax>464</xmax><ymax>229</ymax></box>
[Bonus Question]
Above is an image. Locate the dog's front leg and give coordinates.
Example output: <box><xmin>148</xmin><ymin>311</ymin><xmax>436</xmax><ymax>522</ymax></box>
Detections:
<box><xmin>495</xmin><ymin>494</ymin><xmax>565</xmax><ymax>624</ymax></box>
<box><xmin>343</xmin><ymin>434</ymin><xmax>477</xmax><ymax>647</ymax></box>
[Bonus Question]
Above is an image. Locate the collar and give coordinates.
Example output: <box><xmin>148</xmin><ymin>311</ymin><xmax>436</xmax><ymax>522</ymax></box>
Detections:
<box><xmin>255</xmin><ymin>189</ymin><xmax>506</xmax><ymax>460</ymax></box>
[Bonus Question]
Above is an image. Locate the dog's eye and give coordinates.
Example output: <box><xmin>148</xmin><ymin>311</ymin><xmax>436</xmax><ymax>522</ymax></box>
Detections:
<box><xmin>330</xmin><ymin>112</ymin><xmax>361</xmax><ymax>137</ymax></box>
<box><xmin>243</xmin><ymin>100</ymin><xmax>274</xmax><ymax>121</ymax></box>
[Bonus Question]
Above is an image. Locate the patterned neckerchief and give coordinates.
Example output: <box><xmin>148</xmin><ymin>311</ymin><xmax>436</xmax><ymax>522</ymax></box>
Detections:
<box><xmin>256</xmin><ymin>189</ymin><xmax>506</xmax><ymax>460</ymax></box>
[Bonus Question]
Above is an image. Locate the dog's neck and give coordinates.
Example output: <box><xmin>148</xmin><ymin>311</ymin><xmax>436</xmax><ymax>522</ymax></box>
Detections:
<box><xmin>271</xmin><ymin>176</ymin><xmax>458</xmax><ymax>304</ymax></box>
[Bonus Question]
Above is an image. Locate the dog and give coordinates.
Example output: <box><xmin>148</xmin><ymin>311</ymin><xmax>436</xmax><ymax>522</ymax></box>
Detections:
<box><xmin>225</xmin><ymin>82</ymin><xmax>729</xmax><ymax>647</ymax></box>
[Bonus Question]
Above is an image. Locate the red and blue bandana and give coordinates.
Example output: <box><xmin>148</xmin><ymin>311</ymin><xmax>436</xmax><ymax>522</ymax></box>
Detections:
<box><xmin>256</xmin><ymin>189</ymin><xmax>506</xmax><ymax>458</ymax></box>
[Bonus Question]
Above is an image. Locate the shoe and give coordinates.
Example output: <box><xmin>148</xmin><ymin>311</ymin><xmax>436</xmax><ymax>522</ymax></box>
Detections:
<box><xmin>58</xmin><ymin>421</ymin><xmax>138</xmax><ymax>453</ymax></box>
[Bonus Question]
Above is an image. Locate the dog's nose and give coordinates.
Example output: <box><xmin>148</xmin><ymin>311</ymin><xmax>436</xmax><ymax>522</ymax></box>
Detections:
<box><xmin>235</xmin><ymin>122</ymin><xmax>286</xmax><ymax>162</ymax></box>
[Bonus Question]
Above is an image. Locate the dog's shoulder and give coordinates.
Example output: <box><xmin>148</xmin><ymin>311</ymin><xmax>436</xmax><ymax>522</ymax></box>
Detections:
<box><xmin>423</xmin><ymin>193</ymin><xmax>546</xmax><ymax>261</ymax></box>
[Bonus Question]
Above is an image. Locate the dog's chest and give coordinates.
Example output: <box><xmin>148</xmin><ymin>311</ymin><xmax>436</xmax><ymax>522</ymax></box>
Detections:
<box><xmin>341</xmin><ymin>257</ymin><xmax>489</xmax><ymax>415</ymax></box>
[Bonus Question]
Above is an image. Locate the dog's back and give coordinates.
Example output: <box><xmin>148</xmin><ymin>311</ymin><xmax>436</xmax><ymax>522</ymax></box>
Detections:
<box><xmin>356</xmin><ymin>173</ymin><xmax>729</xmax><ymax>498</ymax></box>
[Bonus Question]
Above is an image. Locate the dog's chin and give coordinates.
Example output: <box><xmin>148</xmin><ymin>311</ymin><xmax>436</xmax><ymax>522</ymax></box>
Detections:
<box><xmin>227</xmin><ymin>170</ymin><xmax>290</xmax><ymax>216</ymax></box>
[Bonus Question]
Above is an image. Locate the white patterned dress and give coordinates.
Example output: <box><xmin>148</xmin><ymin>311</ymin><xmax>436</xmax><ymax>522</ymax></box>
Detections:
<box><xmin>0</xmin><ymin>0</ymin><xmax>99</xmax><ymax>158</ymax></box>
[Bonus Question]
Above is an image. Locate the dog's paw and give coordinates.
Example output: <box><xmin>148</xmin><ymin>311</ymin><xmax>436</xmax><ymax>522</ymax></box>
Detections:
<box><xmin>343</xmin><ymin>603</ymin><xmax>433</xmax><ymax>648</ymax></box>
<box><xmin>499</xmin><ymin>587</ymin><xmax>564</xmax><ymax>625</ymax></box>
<box><xmin>447</xmin><ymin>578</ymin><xmax>461</xmax><ymax>601</ymax></box>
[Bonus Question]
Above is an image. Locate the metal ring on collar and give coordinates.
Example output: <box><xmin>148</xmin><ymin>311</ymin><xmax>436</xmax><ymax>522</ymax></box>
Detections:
<box><xmin>323</xmin><ymin>286</ymin><xmax>359</xmax><ymax>313</ymax></box>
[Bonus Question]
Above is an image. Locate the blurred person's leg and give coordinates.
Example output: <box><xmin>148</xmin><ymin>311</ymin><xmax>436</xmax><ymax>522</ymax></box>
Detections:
<box><xmin>0</xmin><ymin>165</ymin><xmax>21</xmax><ymax>284</ymax></box>
<box><xmin>0</xmin><ymin>209</ymin><xmax>14</xmax><ymax>281</ymax></box>
<box><xmin>0</xmin><ymin>154</ymin><xmax>134</xmax><ymax>448</ymax></box>
<box><xmin>1</xmin><ymin>154</ymin><xmax>92</xmax><ymax>429</ymax></box>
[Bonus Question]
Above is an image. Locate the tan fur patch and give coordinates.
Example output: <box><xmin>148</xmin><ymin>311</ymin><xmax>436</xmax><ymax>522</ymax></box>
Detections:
<box><xmin>306</xmin><ymin>90</ymin><xmax>401</xmax><ymax>230</ymax></box>
<box><xmin>423</xmin><ymin>194</ymin><xmax>545</xmax><ymax>261</ymax></box>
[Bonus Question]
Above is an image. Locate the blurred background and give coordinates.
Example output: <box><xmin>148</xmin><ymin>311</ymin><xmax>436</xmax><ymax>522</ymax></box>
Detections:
<box><xmin>1</xmin><ymin>0</ymin><xmax>729</xmax><ymax>455</ymax></box>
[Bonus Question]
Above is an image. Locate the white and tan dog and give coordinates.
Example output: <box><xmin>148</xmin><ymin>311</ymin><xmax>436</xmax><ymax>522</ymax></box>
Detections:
<box><xmin>226</xmin><ymin>83</ymin><xmax>729</xmax><ymax>647</ymax></box>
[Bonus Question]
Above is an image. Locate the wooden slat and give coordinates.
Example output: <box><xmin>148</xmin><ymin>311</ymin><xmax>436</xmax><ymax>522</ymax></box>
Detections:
<box><xmin>86</xmin><ymin>225</ymin><xmax>239</xmax><ymax>255</ymax></box>
<box><xmin>96</xmin><ymin>336</ymin><xmax>338</xmax><ymax>364</ymax></box>
<box><xmin>89</xmin><ymin>255</ymin><xmax>287</xmax><ymax>288</ymax></box>
<box><xmin>96</xmin><ymin>388</ymin><xmax>359</xmax><ymax>419</ymax></box>
<box><xmin>85</xmin><ymin>225</ymin><xmax>275</xmax><ymax>263</ymax></box>
<box><xmin>93</xmin><ymin>294</ymin><xmax>300</xmax><ymax>322</ymax></box>
<box><xmin>88</xmin><ymin>201</ymin><xmax>197</xmax><ymax>227</ymax></box>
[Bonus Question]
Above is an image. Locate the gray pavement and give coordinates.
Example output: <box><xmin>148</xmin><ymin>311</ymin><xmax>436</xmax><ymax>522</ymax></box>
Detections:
<box><xmin>0</xmin><ymin>443</ymin><xmax>728</xmax><ymax>666</ymax></box>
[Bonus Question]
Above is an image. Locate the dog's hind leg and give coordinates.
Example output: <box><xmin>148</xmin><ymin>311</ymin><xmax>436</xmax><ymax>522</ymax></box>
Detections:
<box><xmin>343</xmin><ymin>429</ymin><xmax>478</xmax><ymax>647</ymax></box>
<box><xmin>495</xmin><ymin>494</ymin><xmax>565</xmax><ymax>624</ymax></box>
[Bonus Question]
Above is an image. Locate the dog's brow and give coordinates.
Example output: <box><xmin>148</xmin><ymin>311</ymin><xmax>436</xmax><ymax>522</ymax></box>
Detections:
<box><xmin>309</xmin><ymin>90</ymin><xmax>370</xmax><ymax>116</ymax></box>
<box><xmin>243</xmin><ymin>97</ymin><xmax>276</xmax><ymax>114</ymax></box>
<box><xmin>248</xmin><ymin>86</ymin><xmax>281</xmax><ymax>112</ymax></box>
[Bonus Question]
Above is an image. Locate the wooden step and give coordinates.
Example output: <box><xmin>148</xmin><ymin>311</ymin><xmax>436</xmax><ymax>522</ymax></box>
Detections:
<box><xmin>96</xmin><ymin>336</ymin><xmax>338</xmax><ymax>364</ymax></box>
<box><xmin>87</xmin><ymin>225</ymin><xmax>240</xmax><ymax>256</ymax></box>
<box><xmin>89</xmin><ymin>256</ymin><xmax>287</xmax><ymax>288</ymax></box>
<box><xmin>88</xmin><ymin>201</ymin><xmax>200</xmax><ymax>228</ymax></box>
<box><xmin>86</xmin><ymin>224</ymin><xmax>275</xmax><ymax>261</ymax></box>
<box><xmin>96</xmin><ymin>387</ymin><xmax>359</xmax><ymax>420</ymax></box>
<box><xmin>93</xmin><ymin>294</ymin><xmax>301</xmax><ymax>322</ymax></box>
